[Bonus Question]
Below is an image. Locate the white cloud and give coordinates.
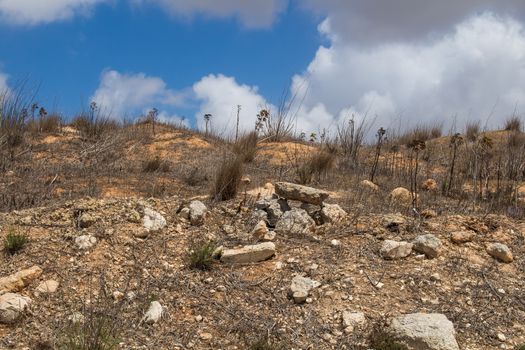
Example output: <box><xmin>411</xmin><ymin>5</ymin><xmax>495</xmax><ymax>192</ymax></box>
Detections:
<box><xmin>91</xmin><ymin>70</ymin><xmax>186</xmax><ymax>119</ymax></box>
<box><xmin>292</xmin><ymin>13</ymin><xmax>525</xmax><ymax>133</ymax></box>
<box><xmin>302</xmin><ymin>0</ymin><xmax>525</xmax><ymax>44</ymax></box>
<box><xmin>0</xmin><ymin>0</ymin><xmax>109</xmax><ymax>25</ymax></box>
<box><xmin>193</xmin><ymin>74</ymin><xmax>272</xmax><ymax>135</ymax></box>
<box><xmin>133</xmin><ymin>0</ymin><xmax>287</xmax><ymax>28</ymax></box>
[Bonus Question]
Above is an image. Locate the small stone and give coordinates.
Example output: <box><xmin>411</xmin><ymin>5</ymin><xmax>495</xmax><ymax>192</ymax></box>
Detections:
<box><xmin>0</xmin><ymin>266</ymin><xmax>43</xmax><ymax>294</ymax></box>
<box><xmin>412</xmin><ymin>234</ymin><xmax>442</xmax><ymax>259</ymax></box>
<box><xmin>289</xmin><ymin>276</ymin><xmax>321</xmax><ymax>304</ymax></box>
<box><xmin>342</xmin><ymin>311</ymin><xmax>366</xmax><ymax>329</ymax></box>
<box><xmin>68</xmin><ymin>312</ymin><xmax>85</xmax><ymax>324</ymax></box>
<box><xmin>199</xmin><ymin>332</ymin><xmax>213</xmax><ymax>340</ymax></box>
<box><xmin>78</xmin><ymin>212</ymin><xmax>96</xmax><ymax>228</ymax></box>
<box><xmin>389</xmin><ymin>187</ymin><xmax>412</xmax><ymax>206</ymax></box>
<box><xmin>451</xmin><ymin>231</ymin><xmax>475</xmax><ymax>244</ymax></box>
<box><xmin>220</xmin><ymin>242</ymin><xmax>275</xmax><ymax>264</ymax></box>
<box><xmin>195</xmin><ymin>315</ymin><xmax>203</xmax><ymax>322</ymax></box>
<box><xmin>320</xmin><ymin>203</ymin><xmax>347</xmax><ymax>224</ymax></box>
<box><xmin>251</xmin><ymin>220</ymin><xmax>269</xmax><ymax>241</ymax></box>
<box><xmin>382</xmin><ymin>214</ymin><xmax>406</xmax><ymax>231</ymax></box>
<box><xmin>360</xmin><ymin>180</ymin><xmax>379</xmax><ymax>192</ymax></box>
<box><xmin>331</xmin><ymin>239</ymin><xmax>341</xmax><ymax>246</ymax></box>
<box><xmin>380</xmin><ymin>240</ymin><xmax>413</xmax><ymax>260</ymax></box>
<box><xmin>487</xmin><ymin>243</ymin><xmax>513</xmax><ymax>263</ymax></box>
<box><xmin>36</xmin><ymin>280</ymin><xmax>59</xmax><ymax>294</ymax></box>
<box><xmin>143</xmin><ymin>207</ymin><xmax>167</xmax><ymax>233</ymax></box>
<box><xmin>75</xmin><ymin>235</ymin><xmax>97</xmax><ymax>250</ymax></box>
<box><xmin>0</xmin><ymin>293</ymin><xmax>32</xmax><ymax>324</ymax></box>
<box><xmin>262</xmin><ymin>231</ymin><xmax>276</xmax><ymax>242</ymax></box>
<box><xmin>189</xmin><ymin>200</ymin><xmax>208</xmax><ymax>226</ymax></box>
<box><xmin>497</xmin><ymin>333</ymin><xmax>506</xmax><ymax>342</ymax></box>
<box><xmin>142</xmin><ymin>301</ymin><xmax>163</xmax><ymax>324</ymax></box>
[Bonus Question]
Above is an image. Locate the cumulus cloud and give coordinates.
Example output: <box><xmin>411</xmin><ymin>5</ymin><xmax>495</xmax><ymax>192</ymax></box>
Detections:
<box><xmin>133</xmin><ymin>0</ymin><xmax>287</xmax><ymax>28</ymax></box>
<box><xmin>0</xmin><ymin>0</ymin><xmax>109</xmax><ymax>25</ymax></box>
<box><xmin>91</xmin><ymin>70</ymin><xmax>186</xmax><ymax>120</ymax></box>
<box><xmin>292</xmin><ymin>13</ymin><xmax>525</xmax><ymax>134</ymax></box>
<box><xmin>302</xmin><ymin>0</ymin><xmax>525</xmax><ymax>44</ymax></box>
<box><xmin>193</xmin><ymin>74</ymin><xmax>272</xmax><ymax>135</ymax></box>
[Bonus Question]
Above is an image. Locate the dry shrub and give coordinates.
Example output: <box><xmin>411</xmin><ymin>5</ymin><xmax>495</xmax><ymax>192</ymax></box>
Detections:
<box><xmin>396</xmin><ymin>123</ymin><xmax>442</xmax><ymax>145</ymax></box>
<box><xmin>465</xmin><ymin>120</ymin><xmax>481</xmax><ymax>142</ymax></box>
<box><xmin>295</xmin><ymin>148</ymin><xmax>336</xmax><ymax>184</ymax></box>
<box><xmin>212</xmin><ymin>156</ymin><xmax>243</xmax><ymax>201</ymax></box>
<box><xmin>27</xmin><ymin>114</ymin><xmax>62</xmax><ymax>134</ymax></box>
<box><xmin>142</xmin><ymin>157</ymin><xmax>171</xmax><ymax>173</ymax></box>
<box><xmin>0</xmin><ymin>88</ymin><xmax>30</xmax><ymax>159</ymax></box>
<box><xmin>233</xmin><ymin>131</ymin><xmax>258</xmax><ymax>163</ymax></box>
<box><xmin>507</xmin><ymin>131</ymin><xmax>525</xmax><ymax>149</ymax></box>
<box><xmin>72</xmin><ymin>114</ymin><xmax>119</xmax><ymax>140</ymax></box>
<box><xmin>504</xmin><ymin>116</ymin><xmax>522</xmax><ymax>132</ymax></box>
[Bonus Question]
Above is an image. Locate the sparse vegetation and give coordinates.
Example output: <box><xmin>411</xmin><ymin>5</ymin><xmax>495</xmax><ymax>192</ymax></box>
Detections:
<box><xmin>212</xmin><ymin>155</ymin><xmax>243</xmax><ymax>201</ymax></box>
<box><xmin>4</xmin><ymin>228</ymin><xmax>27</xmax><ymax>255</ymax></box>
<box><xmin>59</xmin><ymin>313</ymin><xmax>120</xmax><ymax>350</ymax></box>
<box><xmin>248</xmin><ymin>337</ymin><xmax>287</xmax><ymax>350</ymax></box>
<box><xmin>233</xmin><ymin>131</ymin><xmax>258</xmax><ymax>163</ymax></box>
<box><xmin>504</xmin><ymin>116</ymin><xmax>522</xmax><ymax>132</ymax></box>
<box><xmin>187</xmin><ymin>239</ymin><xmax>217</xmax><ymax>270</ymax></box>
<box><xmin>142</xmin><ymin>157</ymin><xmax>171</xmax><ymax>173</ymax></box>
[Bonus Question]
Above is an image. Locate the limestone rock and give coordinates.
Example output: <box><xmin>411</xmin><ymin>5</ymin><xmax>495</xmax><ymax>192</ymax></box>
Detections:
<box><xmin>487</xmin><ymin>243</ymin><xmax>513</xmax><ymax>263</ymax></box>
<box><xmin>342</xmin><ymin>311</ymin><xmax>366</xmax><ymax>332</ymax></box>
<box><xmin>289</xmin><ymin>276</ymin><xmax>321</xmax><ymax>304</ymax></box>
<box><xmin>421</xmin><ymin>209</ymin><xmax>437</xmax><ymax>219</ymax></box>
<box><xmin>413</xmin><ymin>234</ymin><xmax>442</xmax><ymax>259</ymax></box>
<box><xmin>0</xmin><ymin>266</ymin><xmax>42</xmax><ymax>294</ymax></box>
<box><xmin>380</xmin><ymin>240</ymin><xmax>413</xmax><ymax>260</ymax></box>
<box><xmin>320</xmin><ymin>203</ymin><xmax>347</xmax><ymax>224</ymax></box>
<box><xmin>275</xmin><ymin>208</ymin><xmax>315</xmax><ymax>236</ymax></box>
<box><xmin>143</xmin><ymin>207</ymin><xmax>167</xmax><ymax>232</ymax></box>
<box><xmin>256</xmin><ymin>196</ymin><xmax>290</xmax><ymax>226</ymax></box>
<box><xmin>382</xmin><ymin>214</ymin><xmax>406</xmax><ymax>231</ymax></box>
<box><xmin>36</xmin><ymin>280</ymin><xmax>59</xmax><ymax>294</ymax></box>
<box><xmin>142</xmin><ymin>301</ymin><xmax>163</xmax><ymax>324</ymax></box>
<box><xmin>189</xmin><ymin>200</ymin><xmax>207</xmax><ymax>226</ymax></box>
<box><xmin>275</xmin><ymin>182</ymin><xmax>329</xmax><ymax>205</ymax></box>
<box><xmin>251</xmin><ymin>220</ymin><xmax>269</xmax><ymax>241</ymax></box>
<box><xmin>451</xmin><ymin>231</ymin><xmax>475</xmax><ymax>244</ymax></box>
<box><xmin>360</xmin><ymin>180</ymin><xmax>379</xmax><ymax>192</ymax></box>
<box><xmin>78</xmin><ymin>212</ymin><xmax>97</xmax><ymax>228</ymax></box>
<box><xmin>220</xmin><ymin>242</ymin><xmax>276</xmax><ymax>264</ymax></box>
<box><xmin>389</xmin><ymin>187</ymin><xmax>412</xmax><ymax>206</ymax></box>
<box><xmin>385</xmin><ymin>313</ymin><xmax>459</xmax><ymax>350</ymax></box>
<box><xmin>0</xmin><ymin>293</ymin><xmax>32</xmax><ymax>324</ymax></box>
<box><xmin>75</xmin><ymin>235</ymin><xmax>97</xmax><ymax>250</ymax></box>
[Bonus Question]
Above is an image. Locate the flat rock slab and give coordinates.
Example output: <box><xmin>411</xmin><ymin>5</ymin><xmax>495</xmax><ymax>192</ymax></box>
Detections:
<box><xmin>0</xmin><ymin>293</ymin><xmax>32</xmax><ymax>324</ymax></box>
<box><xmin>386</xmin><ymin>313</ymin><xmax>460</xmax><ymax>350</ymax></box>
<box><xmin>0</xmin><ymin>266</ymin><xmax>42</xmax><ymax>295</ymax></box>
<box><xmin>380</xmin><ymin>240</ymin><xmax>413</xmax><ymax>260</ymax></box>
<box><xmin>221</xmin><ymin>242</ymin><xmax>276</xmax><ymax>264</ymax></box>
<box><xmin>275</xmin><ymin>182</ymin><xmax>329</xmax><ymax>205</ymax></box>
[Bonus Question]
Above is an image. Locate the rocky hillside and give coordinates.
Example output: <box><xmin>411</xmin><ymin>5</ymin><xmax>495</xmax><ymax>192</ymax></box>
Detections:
<box><xmin>1</xmin><ymin>180</ymin><xmax>524</xmax><ymax>349</ymax></box>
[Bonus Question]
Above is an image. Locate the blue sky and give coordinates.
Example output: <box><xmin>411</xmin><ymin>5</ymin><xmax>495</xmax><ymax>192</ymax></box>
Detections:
<box><xmin>1</xmin><ymin>1</ymin><xmax>525</xmax><ymax>134</ymax></box>
<box><xmin>0</xmin><ymin>2</ymin><xmax>320</xmax><ymax>119</ymax></box>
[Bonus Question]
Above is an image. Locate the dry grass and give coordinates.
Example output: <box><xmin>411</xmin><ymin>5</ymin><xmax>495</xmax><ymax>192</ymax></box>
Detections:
<box><xmin>504</xmin><ymin>116</ymin><xmax>522</xmax><ymax>132</ymax></box>
<box><xmin>212</xmin><ymin>156</ymin><xmax>243</xmax><ymax>201</ymax></box>
<box><xmin>3</xmin><ymin>228</ymin><xmax>28</xmax><ymax>255</ymax></box>
<box><xmin>465</xmin><ymin>121</ymin><xmax>481</xmax><ymax>142</ymax></box>
<box><xmin>233</xmin><ymin>131</ymin><xmax>258</xmax><ymax>163</ymax></box>
<box><xmin>396</xmin><ymin>123</ymin><xmax>442</xmax><ymax>145</ymax></box>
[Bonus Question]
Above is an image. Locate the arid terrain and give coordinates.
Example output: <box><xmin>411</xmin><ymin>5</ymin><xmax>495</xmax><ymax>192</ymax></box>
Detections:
<box><xmin>1</xmin><ymin>118</ymin><xmax>525</xmax><ymax>350</ymax></box>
